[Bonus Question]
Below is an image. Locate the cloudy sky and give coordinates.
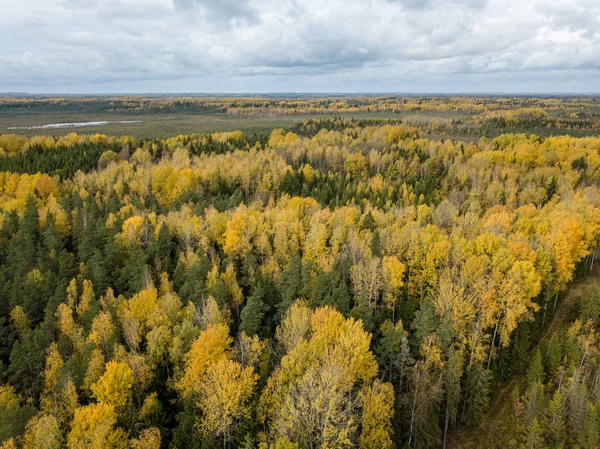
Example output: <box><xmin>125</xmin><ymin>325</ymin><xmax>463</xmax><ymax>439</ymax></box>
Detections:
<box><xmin>1</xmin><ymin>0</ymin><xmax>599</xmax><ymax>93</ymax></box>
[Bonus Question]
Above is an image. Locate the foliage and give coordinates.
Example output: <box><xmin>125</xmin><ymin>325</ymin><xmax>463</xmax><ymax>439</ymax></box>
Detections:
<box><xmin>0</xmin><ymin>101</ymin><xmax>600</xmax><ymax>448</ymax></box>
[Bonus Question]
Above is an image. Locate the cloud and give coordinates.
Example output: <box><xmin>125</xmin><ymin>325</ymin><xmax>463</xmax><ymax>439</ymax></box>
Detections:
<box><xmin>172</xmin><ymin>0</ymin><xmax>260</xmax><ymax>25</ymax></box>
<box><xmin>0</xmin><ymin>0</ymin><xmax>598</xmax><ymax>92</ymax></box>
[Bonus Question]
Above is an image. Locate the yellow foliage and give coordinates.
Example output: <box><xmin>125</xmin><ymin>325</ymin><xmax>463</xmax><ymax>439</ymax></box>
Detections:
<box><xmin>91</xmin><ymin>361</ymin><xmax>134</xmax><ymax>409</ymax></box>
<box><xmin>120</xmin><ymin>216</ymin><xmax>145</xmax><ymax>246</ymax></box>
<box><xmin>196</xmin><ymin>358</ymin><xmax>257</xmax><ymax>439</ymax></box>
<box><xmin>177</xmin><ymin>323</ymin><xmax>233</xmax><ymax>397</ymax></box>
<box><xmin>129</xmin><ymin>427</ymin><xmax>161</xmax><ymax>449</ymax></box>
<box><xmin>67</xmin><ymin>403</ymin><xmax>121</xmax><ymax>449</ymax></box>
<box><xmin>23</xmin><ymin>414</ymin><xmax>61</xmax><ymax>449</ymax></box>
<box><xmin>344</xmin><ymin>153</ymin><xmax>368</xmax><ymax>178</ymax></box>
<box><xmin>359</xmin><ymin>381</ymin><xmax>394</xmax><ymax>449</ymax></box>
<box><xmin>9</xmin><ymin>305</ymin><xmax>29</xmax><ymax>337</ymax></box>
<box><xmin>260</xmin><ymin>307</ymin><xmax>379</xmax><ymax>446</ymax></box>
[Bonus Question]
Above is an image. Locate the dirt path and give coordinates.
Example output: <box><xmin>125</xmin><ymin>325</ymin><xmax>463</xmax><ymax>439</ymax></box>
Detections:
<box><xmin>447</xmin><ymin>266</ymin><xmax>600</xmax><ymax>449</ymax></box>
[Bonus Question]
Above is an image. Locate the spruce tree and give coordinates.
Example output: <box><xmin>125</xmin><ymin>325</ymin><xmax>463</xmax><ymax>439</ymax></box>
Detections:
<box><xmin>544</xmin><ymin>390</ymin><xmax>566</xmax><ymax>447</ymax></box>
<box><xmin>277</xmin><ymin>253</ymin><xmax>303</xmax><ymax>320</ymax></box>
<box><xmin>462</xmin><ymin>364</ymin><xmax>491</xmax><ymax>426</ymax></box>
<box><xmin>240</xmin><ymin>284</ymin><xmax>267</xmax><ymax>337</ymax></box>
<box><xmin>526</xmin><ymin>349</ymin><xmax>544</xmax><ymax>388</ymax></box>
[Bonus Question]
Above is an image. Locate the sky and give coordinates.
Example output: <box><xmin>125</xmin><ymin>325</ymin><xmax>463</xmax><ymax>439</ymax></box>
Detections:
<box><xmin>0</xmin><ymin>0</ymin><xmax>599</xmax><ymax>93</ymax></box>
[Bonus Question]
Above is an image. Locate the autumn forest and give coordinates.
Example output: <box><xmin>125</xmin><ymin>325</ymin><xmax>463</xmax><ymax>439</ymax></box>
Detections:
<box><xmin>0</xmin><ymin>95</ymin><xmax>600</xmax><ymax>449</ymax></box>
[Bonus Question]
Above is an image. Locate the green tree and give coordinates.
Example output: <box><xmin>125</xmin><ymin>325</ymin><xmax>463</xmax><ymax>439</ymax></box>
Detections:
<box><xmin>240</xmin><ymin>284</ymin><xmax>267</xmax><ymax>337</ymax></box>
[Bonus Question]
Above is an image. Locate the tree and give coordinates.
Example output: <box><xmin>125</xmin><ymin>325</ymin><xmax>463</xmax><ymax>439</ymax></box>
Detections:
<box><xmin>55</xmin><ymin>303</ymin><xmax>85</xmax><ymax>356</ymax></box>
<box><xmin>84</xmin><ymin>349</ymin><xmax>105</xmax><ymax>393</ymax></box>
<box><xmin>240</xmin><ymin>284</ymin><xmax>267</xmax><ymax>336</ymax></box>
<box><xmin>544</xmin><ymin>390</ymin><xmax>566</xmax><ymax>447</ymax></box>
<box><xmin>462</xmin><ymin>364</ymin><xmax>491</xmax><ymax>426</ymax></box>
<box><xmin>177</xmin><ymin>322</ymin><xmax>256</xmax><ymax>447</ymax></box>
<box><xmin>443</xmin><ymin>347</ymin><xmax>462</xmax><ymax>449</ymax></box>
<box><xmin>344</xmin><ymin>153</ymin><xmax>368</xmax><ymax>178</ymax></box>
<box><xmin>381</xmin><ymin>255</ymin><xmax>405</xmax><ymax>319</ymax></box>
<box><xmin>275</xmin><ymin>300</ymin><xmax>311</xmax><ymax>355</ymax></box>
<box><xmin>404</xmin><ymin>352</ymin><xmax>444</xmax><ymax>448</ymax></box>
<box><xmin>40</xmin><ymin>342</ymin><xmax>64</xmax><ymax>415</ymax></box>
<box><xmin>375</xmin><ymin>320</ymin><xmax>412</xmax><ymax>387</ymax></box>
<box><xmin>359</xmin><ymin>380</ymin><xmax>394</xmax><ymax>449</ymax></box>
<box><xmin>578</xmin><ymin>405</ymin><xmax>599</xmax><ymax>449</ymax></box>
<box><xmin>0</xmin><ymin>385</ymin><xmax>34</xmax><ymax>444</ymax></box>
<box><xmin>88</xmin><ymin>311</ymin><xmax>115</xmax><ymax>355</ymax></box>
<box><xmin>7</xmin><ymin>323</ymin><xmax>52</xmax><ymax>403</ymax></box>
<box><xmin>9</xmin><ymin>306</ymin><xmax>29</xmax><ymax>338</ymax></box>
<box><xmin>129</xmin><ymin>427</ymin><xmax>161</xmax><ymax>449</ymax></box>
<box><xmin>526</xmin><ymin>349</ymin><xmax>544</xmax><ymax>388</ymax></box>
<box><xmin>260</xmin><ymin>307</ymin><xmax>382</xmax><ymax>448</ymax></box>
<box><xmin>277</xmin><ymin>253</ymin><xmax>303</xmax><ymax>319</ymax></box>
<box><xmin>91</xmin><ymin>361</ymin><xmax>134</xmax><ymax>410</ymax></box>
<box><xmin>22</xmin><ymin>414</ymin><xmax>61</xmax><ymax>449</ymax></box>
<box><xmin>196</xmin><ymin>358</ymin><xmax>257</xmax><ymax>446</ymax></box>
<box><xmin>350</xmin><ymin>256</ymin><xmax>382</xmax><ymax>311</ymax></box>
<box><xmin>235</xmin><ymin>331</ymin><xmax>264</xmax><ymax>369</ymax></box>
<box><xmin>67</xmin><ymin>403</ymin><xmax>126</xmax><ymax>449</ymax></box>
<box><xmin>521</xmin><ymin>418</ymin><xmax>544</xmax><ymax>449</ymax></box>
<box><xmin>177</xmin><ymin>323</ymin><xmax>232</xmax><ymax>398</ymax></box>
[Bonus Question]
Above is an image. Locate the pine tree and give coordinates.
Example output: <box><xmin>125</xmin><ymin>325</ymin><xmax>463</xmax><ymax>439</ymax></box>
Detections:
<box><xmin>443</xmin><ymin>347</ymin><xmax>462</xmax><ymax>449</ymax></box>
<box><xmin>240</xmin><ymin>284</ymin><xmax>267</xmax><ymax>336</ymax></box>
<box><xmin>521</xmin><ymin>418</ymin><xmax>544</xmax><ymax>449</ymax></box>
<box><xmin>375</xmin><ymin>320</ymin><xmax>412</xmax><ymax>386</ymax></box>
<box><xmin>578</xmin><ymin>405</ymin><xmax>599</xmax><ymax>449</ymax></box>
<box><xmin>526</xmin><ymin>349</ymin><xmax>544</xmax><ymax>388</ymax></box>
<box><xmin>16</xmin><ymin>195</ymin><xmax>39</xmax><ymax>273</ymax></box>
<box><xmin>461</xmin><ymin>364</ymin><xmax>491</xmax><ymax>426</ymax></box>
<box><xmin>544</xmin><ymin>390</ymin><xmax>566</xmax><ymax>447</ymax></box>
<box><xmin>277</xmin><ymin>253</ymin><xmax>302</xmax><ymax>320</ymax></box>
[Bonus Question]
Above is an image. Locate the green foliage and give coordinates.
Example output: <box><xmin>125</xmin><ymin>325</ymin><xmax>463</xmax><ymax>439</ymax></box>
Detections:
<box><xmin>240</xmin><ymin>284</ymin><xmax>268</xmax><ymax>337</ymax></box>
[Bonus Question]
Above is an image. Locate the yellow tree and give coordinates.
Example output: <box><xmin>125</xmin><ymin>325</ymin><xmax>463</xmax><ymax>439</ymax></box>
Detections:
<box><xmin>77</xmin><ymin>279</ymin><xmax>95</xmax><ymax>318</ymax></box>
<box><xmin>177</xmin><ymin>323</ymin><xmax>257</xmax><ymax>447</ymax></box>
<box><xmin>221</xmin><ymin>262</ymin><xmax>244</xmax><ymax>314</ymax></box>
<box><xmin>177</xmin><ymin>323</ymin><xmax>232</xmax><ymax>397</ymax></box>
<box><xmin>91</xmin><ymin>361</ymin><xmax>134</xmax><ymax>410</ymax></box>
<box><xmin>260</xmin><ymin>306</ymin><xmax>390</xmax><ymax>448</ymax></box>
<box><xmin>196</xmin><ymin>358</ymin><xmax>257</xmax><ymax>444</ymax></box>
<box><xmin>88</xmin><ymin>312</ymin><xmax>114</xmax><ymax>355</ymax></box>
<box><xmin>22</xmin><ymin>414</ymin><xmax>61</xmax><ymax>449</ymax></box>
<box><xmin>359</xmin><ymin>380</ymin><xmax>394</xmax><ymax>449</ymax></box>
<box><xmin>84</xmin><ymin>349</ymin><xmax>105</xmax><ymax>394</ymax></box>
<box><xmin>381</xmin><ymin>255</ymin><xmax>406</xmax><ymax>319</ymax></box>
<box><xmin>129</xmin><ymin>428</ymin><xmax>161</xmax><ymax>449</ymax></box>
<box><xmin>67</xmin><ymin>403</ymin><xmax>126</xmax><ymax>449</ymax></box>
<box><xmin>40</xmin><ymin>343</ymin><xmax>64</xmax><ymax>416</ymax></box>
<box><xmin>9</xmin><ymin>306</ymin><xmax>29</xmax><ymax>338</ymax></box>
<box><xmin>274</xmin><ymin>300</ymin><xmax>311</xmax><ymax>354</ymax></box>
<box><xmin>55</xmin><ymin>303</ymin><xmax>85</xmax><ymax>356</ymax></box>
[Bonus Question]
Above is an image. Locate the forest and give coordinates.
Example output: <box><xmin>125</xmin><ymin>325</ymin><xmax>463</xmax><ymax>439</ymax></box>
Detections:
<box><xmin>0</xmin><ymin>96</ymin><xmax>600</xmax><ymax>449</ymax></box>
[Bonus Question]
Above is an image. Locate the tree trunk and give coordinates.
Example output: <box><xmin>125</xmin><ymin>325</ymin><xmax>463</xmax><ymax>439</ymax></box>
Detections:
<box><xmin>443</xmin><ymin>404</ymin><xmax>450</xmax><ymax>449</ymax></box>
<box><xmin>487</xmin><ymin>319</ymin><xmax>499</xmax><ymax>370</ymax></box>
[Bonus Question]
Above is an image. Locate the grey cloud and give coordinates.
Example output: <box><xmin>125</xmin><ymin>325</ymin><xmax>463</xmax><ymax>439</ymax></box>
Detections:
<box><xmin>383</xmin><ymin>0</ymin><xmax>435</xmax><ymax>11</ymax></box>
<box><xmin>384</xmin><ymin>0</ymin><xmax>488</xmax><ymax>11</ymax></box>
<box><xmin>60</xmin><ymin>0</ymin><xmax>97</xmax><ymax>9</ymax></box>
<box><xmin>172</xmin><ymin>0</ymin><xmax>260</xmax><ymax>24</ymax></box>
<box><xmin>0</xmin><ymin>0</ymin><xmax>599</xmax><ymax>92</ymax></box>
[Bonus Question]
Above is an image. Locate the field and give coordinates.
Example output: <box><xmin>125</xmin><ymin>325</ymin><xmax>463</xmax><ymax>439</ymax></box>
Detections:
<box><xmin>1</xmin><ymin>95</ymin><xmax>599</xmax><ymax>140</ymax></box>
<box><xmin>0</xmin><ymin>111</ymin><xmax>410</xmax><ymax>140</ymax></box>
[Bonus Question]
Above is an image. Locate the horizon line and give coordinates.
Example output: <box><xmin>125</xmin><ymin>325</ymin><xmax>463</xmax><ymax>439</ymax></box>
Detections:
<box><xmin>2</xmin><ymin>91</ymin><xmax>600</xmax><ymax>97</ymax></box>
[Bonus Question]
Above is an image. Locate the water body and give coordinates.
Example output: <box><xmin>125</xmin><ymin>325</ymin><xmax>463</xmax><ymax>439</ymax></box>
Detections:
<box><xmin>8</xmin><ymin>120</ymin><xmax>142</xmax><ymax>130</ymax></box>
